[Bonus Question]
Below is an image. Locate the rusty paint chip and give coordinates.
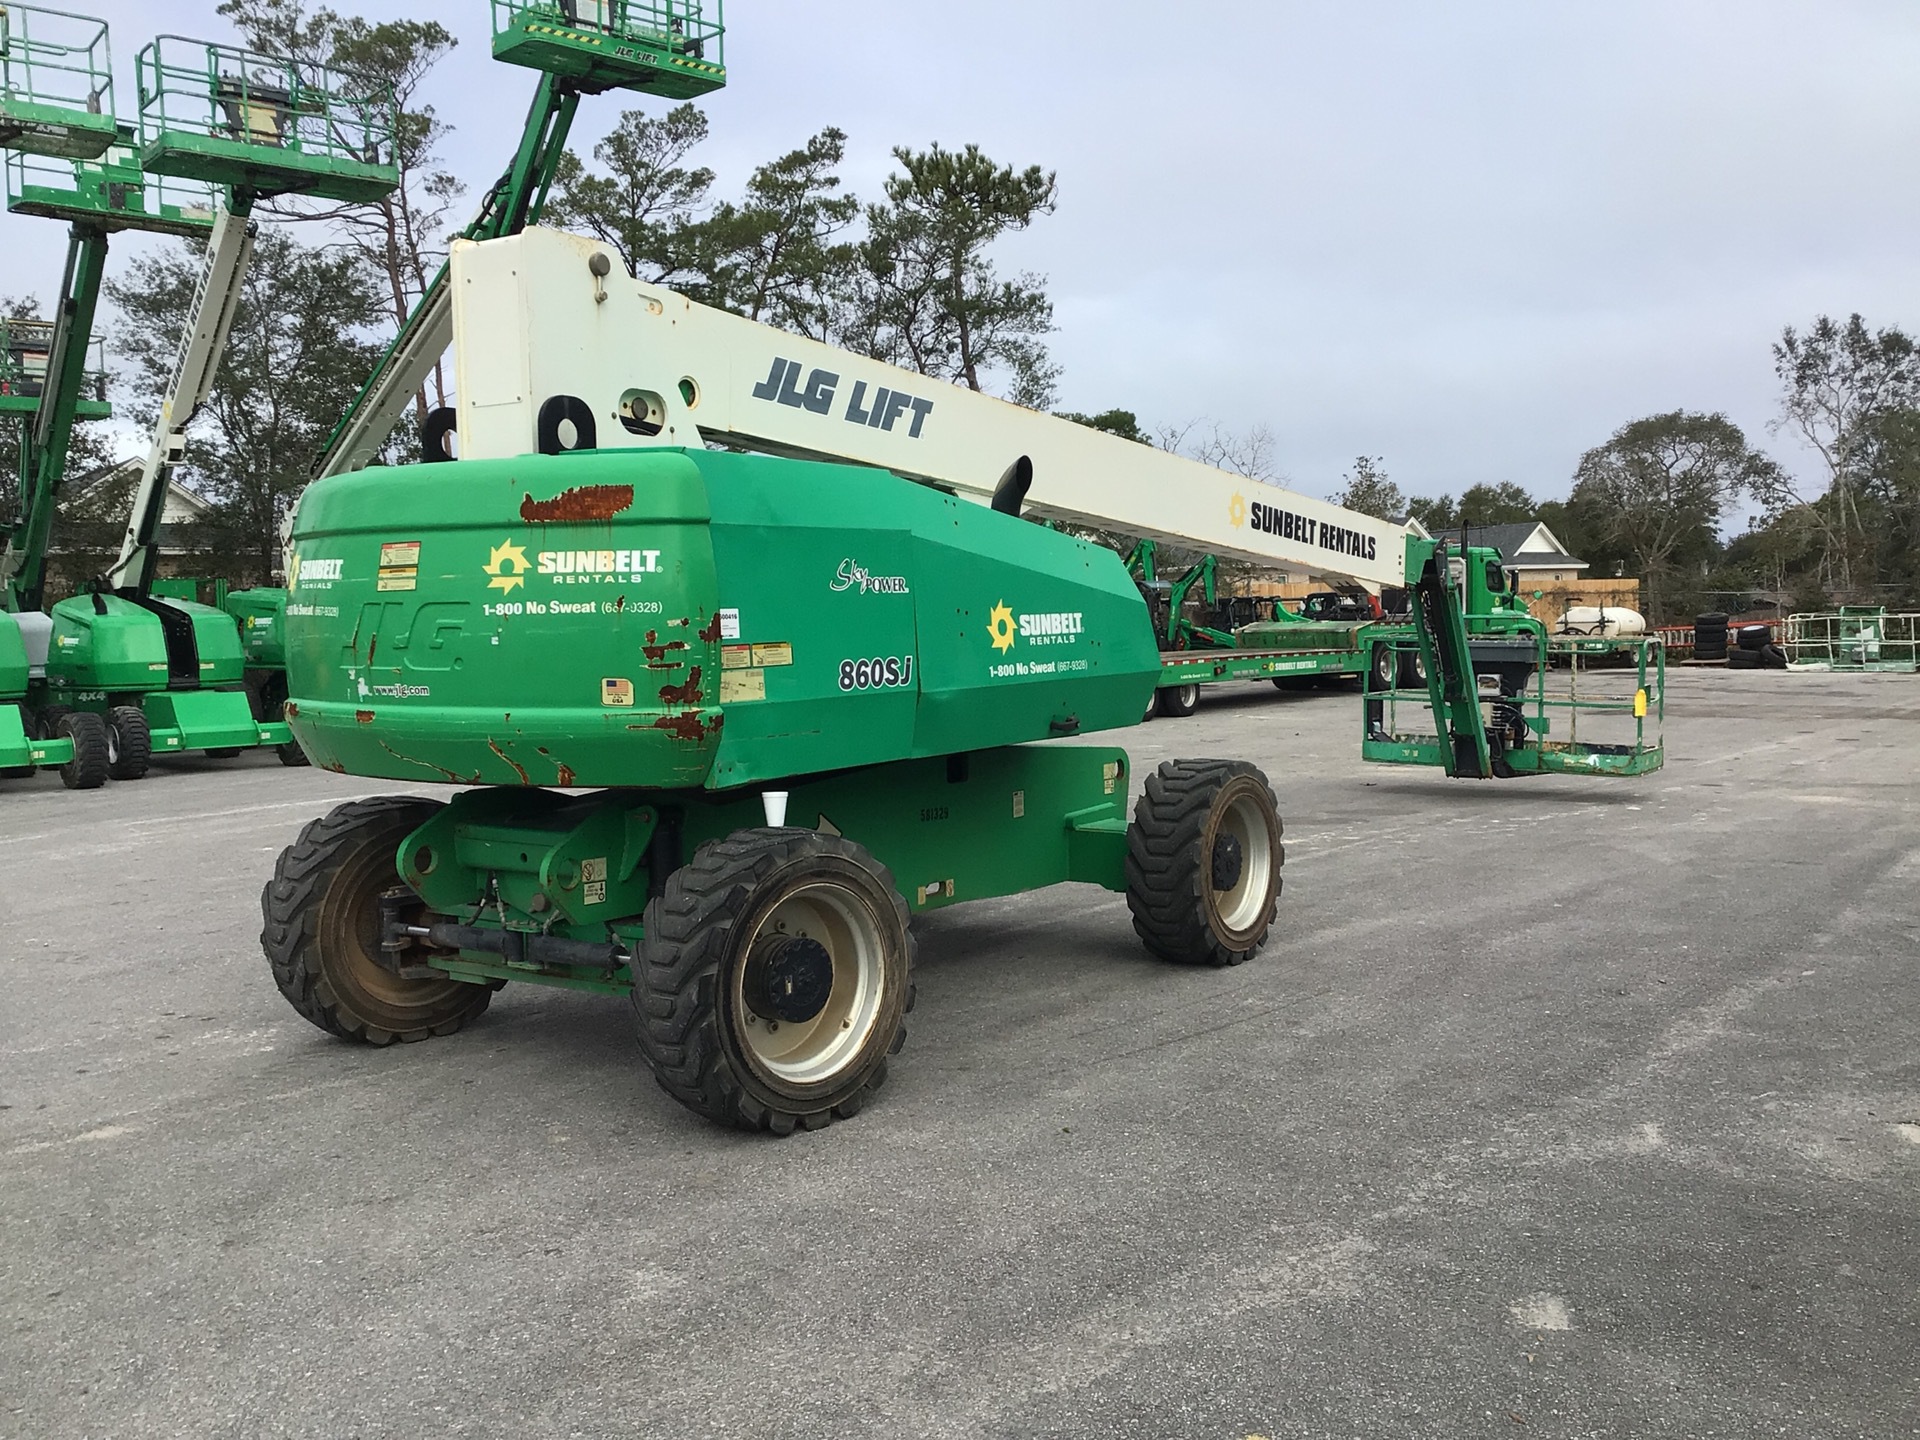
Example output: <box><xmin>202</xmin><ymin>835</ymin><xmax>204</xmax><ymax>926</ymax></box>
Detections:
<box><xmin>652</xmin><ymin>710</ymin><xmax>723</xmax><ymax>743</ymax></box>
<box><xmin>355</xmin><ymin>709</ymin><xmax>376</xmax><ymax>724</ymax></box>
<box><xmin>519</xmin><ymin>484</ymin><xmax>635</xmax><ymax>523</ymax></box>
<box><xmin>658</xmin><ymin>666</ymin><xmax>703</xmax><ymax>707</ymax></box>
<box><xmin>487</xmin><ymin>738</ymin><xmax>532</xmax><ymax>786</ymax></box>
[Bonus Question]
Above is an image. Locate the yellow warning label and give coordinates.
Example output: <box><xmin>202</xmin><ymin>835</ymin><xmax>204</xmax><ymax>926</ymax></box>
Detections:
<box><xmin>380</xmin><ymin>541</ymin><xmax>421</xmax><ymax>567</ymax></box>
<box><xmin>721</xmin><ymin>644</ymin><xmax>754</xmax><ymax>669</ymax></box>
<box><xmin>377</xmin><ymin>571</ymin><xmax>417</xmax><ymax>592</ymax></box>
<box><xmin>720</xmin><ymin>667</ymin><xmax>766</xmax><ymax>702</ymax></box>
<box><xmin>601</xmin><ymin>677</ymin><xmax>634</xmax><ymax>707</ymax></box>
<box><xmin>752</xmin><ymin>642</ymin><xmax>793</xmax><ymax>667</ymax></box>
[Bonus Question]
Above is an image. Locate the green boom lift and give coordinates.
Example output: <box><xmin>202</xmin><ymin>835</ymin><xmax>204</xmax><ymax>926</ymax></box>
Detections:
<box><xmin>0</xmin><ymin>17</ymin><xmax>401</xmax><ymax>782</ymax></box>
<box><xmin>255</xmin><ymin>3</ymin><xmax>1656</xmax><ymax>1136</ymax></box>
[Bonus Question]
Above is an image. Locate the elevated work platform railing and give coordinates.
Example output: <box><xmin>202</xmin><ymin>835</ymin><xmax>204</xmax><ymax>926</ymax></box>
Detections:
<box><xmin>134</xmin><ymin>35</ymin><xmax>398</xmax><ymax>201</ymax></box>
<box><xmin>8</xmin><ymin>122</ymin><xmax>216</xmax><ymax>232</ymax></box>
<box><xmin>0</xmin><ymin>3</ymin><xmax>116</xmax><ymax>158</ymax></box>
<box><xmin>1782</xmin><ymin>609</ymin><xmax>1920</xmax><ymax>672</ymax></box>
<box><xmin>491</xmin><ymin>0</ymin><xmax>725</xmax><ymax>96</ymax></box>
<box><xmin>0</xmin><ymin>313</ymin><xmax>107</xmax><ymax>417</ymax></box>
<box><xmin>1363</xmin><ymin>632</ymin><xmax>1665</xmax><ymax>778</ymax></box>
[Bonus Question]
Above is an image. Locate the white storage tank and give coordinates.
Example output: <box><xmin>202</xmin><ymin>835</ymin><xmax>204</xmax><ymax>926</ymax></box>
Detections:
<box><xmin>1557</xmin><ymin>606</ymin><xmax>1645</xmax><ymax>637</ymax></box>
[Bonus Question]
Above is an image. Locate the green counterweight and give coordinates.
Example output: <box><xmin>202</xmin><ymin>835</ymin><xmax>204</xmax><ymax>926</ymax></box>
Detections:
<box><xmin>284</xmin><ymin>447</ymin><xmax>1162</xmax><ymax>788</ymax></box>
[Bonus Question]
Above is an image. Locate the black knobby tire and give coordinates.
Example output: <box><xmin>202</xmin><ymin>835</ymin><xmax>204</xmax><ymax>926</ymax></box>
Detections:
<box><xmin>106</xmin><ymin>704</ymin><xmax>152</xmax><ymax>781</ymax></box>
<box><xmin>633</xmin><ymin>828</ymin><xmax>914</xmax><ymax>1135</ymax></box>
<box><xmin>1125</xmin><ymin>759</ymin><xmax>1284</xmax><ymax>966</ymax></box>
<box><xmin>1156</xmin><ymin>682</ymin><xmax>1200</xmax><ymax>718</ymax></box>
<box><xmin>36</xmin><ymin>705</ymin><xmax>72</xmax><ymax>742</ymax></box>
<box><xmin>249</xmin><ymin>674</ymin><xmax>311</xmax><ymax>765</ymax></box>
<box><xmin>1726</xmin><ymin>649</ymin><xmax>1760</xmax><ymax>670</ymax></box>
<box><xmin>57</xmin><ymin>711</ymin><xmax>109</xmax><ymax>790</ymax></box>
<box><xmin>1369</xmin><ymin>642</ymin><xmax>1395</xmax><ymax>692</ymax></box>
<box><xmin>1397</xmin><ymin>648</ymin><xmax>1427</xmax><ymax>690</ymax></box>
<box><xmin>260</xmin><ymin>795</ymin><xmax>492</xmax><ymax>1045</ymax></box>
<box><xmin>205</xmin><ymin>747</ymin><xmax>243</xmax><ymax>759</ymax></box>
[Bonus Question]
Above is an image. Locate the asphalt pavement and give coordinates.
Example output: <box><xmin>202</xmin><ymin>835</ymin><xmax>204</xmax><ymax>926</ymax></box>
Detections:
<box><xmin>3</xmin><ymin>669</ymin><xmax>1917</xmax><ymax>1439</ymax></box>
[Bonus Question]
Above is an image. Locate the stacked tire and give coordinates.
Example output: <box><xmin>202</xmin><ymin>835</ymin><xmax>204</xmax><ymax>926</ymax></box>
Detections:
<box><xmin>1727</xmin><ymin>623</ymin><xmax>1788</xmax><ymax>670</ymax></box>
<box><xmin>1693</xmin><ymin>612</ymin><xmax>1729</xmax><ymax>662</ymax></box>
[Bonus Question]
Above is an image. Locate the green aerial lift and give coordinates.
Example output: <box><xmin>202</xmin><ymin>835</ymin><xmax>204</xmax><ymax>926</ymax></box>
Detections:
<box><xmin>0</xmin><ymin>5</ymin><xmax>154</xmax><ymax>787</ymax></box>
<box><xmin>254</xmin><ymin>1</ymin><xmax>1657</xmax><ymax>1136</ymax></box>
<box><xmin>0</xmin><ymin>15</ymin><xmax>402</xmax><ymax>782</ymax></box>
<box><xmin>1360</xmin><ymin>537</ymin><xmax>1663</xmax><ymax>777</ymax></box>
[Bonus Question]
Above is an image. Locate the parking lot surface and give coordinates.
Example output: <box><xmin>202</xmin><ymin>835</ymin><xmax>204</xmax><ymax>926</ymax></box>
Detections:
<box><xmin>3</xmin><ymin>670</ymin><xmax>1916</xmax><ymax>1439</ymax></box>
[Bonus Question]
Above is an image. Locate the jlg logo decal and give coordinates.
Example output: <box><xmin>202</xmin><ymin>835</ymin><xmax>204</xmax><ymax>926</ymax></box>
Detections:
<box><xmin>751</xmin><ymin>356</ymin><xmax>935</xmax><ymax>439</ymax></box>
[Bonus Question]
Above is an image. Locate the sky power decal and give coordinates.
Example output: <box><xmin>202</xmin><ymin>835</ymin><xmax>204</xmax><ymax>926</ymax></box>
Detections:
<box><xmin>831</xmin><ymin>558</ymin><xmax>909</xmax><ymax>595</ymax></box>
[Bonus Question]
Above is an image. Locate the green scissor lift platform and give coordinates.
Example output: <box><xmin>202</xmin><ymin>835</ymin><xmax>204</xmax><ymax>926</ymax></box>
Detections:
<box><xmin>0</xmin><ymin>9</ymin><xmax>398</xmax><ymax>785</ymax></box>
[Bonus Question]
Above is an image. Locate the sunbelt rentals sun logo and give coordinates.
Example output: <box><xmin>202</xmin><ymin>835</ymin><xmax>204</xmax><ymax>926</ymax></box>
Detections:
<box><xmin>484</xmin><ymin>537</ymin><xmax>666</xmax><ymax>594</ymax></box>
<box><xmin>290</xmin><ymin>552</ymin><xmax>344</xmax><ymax>590</ymax></box>
<box><xmin>986</xmin><ymin>599</ymin><xmax>1083</xmax><ymax>652</ymax></box>
<box><xmin>484</xmin><ymin>539</ymin><xmax>529</xmax><ymax>594</ymax></box>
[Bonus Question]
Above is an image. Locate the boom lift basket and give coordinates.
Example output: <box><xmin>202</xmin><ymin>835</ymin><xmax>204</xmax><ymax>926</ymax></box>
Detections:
<box><xmin>1363</xmin><ymin>630</ymin><xmax>1664</xmax><ymax>777</ymax></box>
<box><xmin>134</xmin><ymin>35</ymin><xmax>398</xmax><ymax>201</ymax></box>
<box><xmin>1358</xmin><ymin>539</ymin><xmax>1664</xmax><ymax>778</ymax></box>
<box><xmin>7</xmin><ymin>122</ymin><xmax>216</xmax><ymax>232</ymax></box>
<box><xmin>0</xmin><ymin>4</ymin><xmax>117</xmax><ymax>159</ymax></box>
<box><xmin>1782</xmin><ymin>608</ymin><xmax>1920</xmax><ymax>672</ymax></box>
<box><xmin>490</xmin><ymin>0</ymin><xmax>726</xmax><ymax>97</ymax></box>
<box><xmin>0</xmin><ymin>313</ymin><xmax>107</xmax><ymax>418</ymax></box>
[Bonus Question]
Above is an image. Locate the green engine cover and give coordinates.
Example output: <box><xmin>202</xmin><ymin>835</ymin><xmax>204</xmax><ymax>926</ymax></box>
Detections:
<box><xmin>282</xmin><ymin>448</ymin><xmax>1161</xmax><ymax>790</ymax></box>
<box><xmin>0</xmin><ymin>615</ymin><xmax>30</xmax><ymax>702</ymax></box>
<box><xmin>224</xmin><ymin>587</ymin><xmax>287</xmax><ymax>668</ymax></box>
<box><xmin>45</xmin><ymin>594</ymin><xmax>246</xmax><ymax>692</ymax></box>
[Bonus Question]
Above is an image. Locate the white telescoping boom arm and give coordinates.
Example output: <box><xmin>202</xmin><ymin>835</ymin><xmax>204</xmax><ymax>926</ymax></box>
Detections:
<box><xmin>106</xmin><ymin>205</ymin><xmax>256</xmax><ymax>593</ymax></box>
<box><xmin>440</xmin><ymin>226</ymin><xmax>1409</xmax><ymax>589</ymax></box>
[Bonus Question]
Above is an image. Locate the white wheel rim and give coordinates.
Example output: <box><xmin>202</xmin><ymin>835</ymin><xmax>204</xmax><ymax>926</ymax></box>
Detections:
<box><xmin>734</xmin><ymin>882</ymin><xmax>886</xmax><ymax>1087</ymax></box>
<box><xmin>1211</xmin><ymin>790</ymin><xmax>1274</xmax><ymax>935</ymax></box>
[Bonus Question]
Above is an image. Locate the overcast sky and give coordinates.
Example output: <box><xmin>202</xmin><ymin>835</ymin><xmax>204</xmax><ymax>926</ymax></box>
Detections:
<box><xmin>6</xmin><ymin>1</ymin><xmax>1916</xmax><ymax>512</ymax></box>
